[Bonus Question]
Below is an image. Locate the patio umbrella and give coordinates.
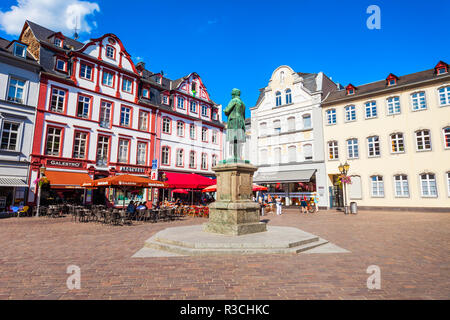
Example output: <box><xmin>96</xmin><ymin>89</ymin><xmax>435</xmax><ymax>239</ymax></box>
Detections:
<box><xmin>172</xmin><ymin>189</ymin><xmax>188</xmax><ymax>194</ymax></box>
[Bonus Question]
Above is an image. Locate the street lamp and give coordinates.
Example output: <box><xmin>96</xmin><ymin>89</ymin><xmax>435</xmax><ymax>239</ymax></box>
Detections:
<box><xmin>35</xmin><ymin>166</ymin><xmax>46</xmax><ymax>217</ymax></box>
<box><xmin>161</xmin><ymin>173</ymin><xmax>167</xmax><ymax>203</ymax></box>
<box><xmin>338</xmin><ymin>161</ymin><xmax>350</xmax><ymax>214</ymax></box>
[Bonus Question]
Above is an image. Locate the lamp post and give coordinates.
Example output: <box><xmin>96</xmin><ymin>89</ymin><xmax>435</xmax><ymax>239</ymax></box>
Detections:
<box><xmin>338</xmin><ymin>161</ymin><xmax>350</xmax><ymax>214</ymax></box>
<box><xmin>35</xmin><ymin>166</ymin><xmax>46</xmax><ymax>217</ymax></box>
<box><xmin>161</xmin><ymin>173</ymin><xmax>167</xmax><ymax>203</ymax></box>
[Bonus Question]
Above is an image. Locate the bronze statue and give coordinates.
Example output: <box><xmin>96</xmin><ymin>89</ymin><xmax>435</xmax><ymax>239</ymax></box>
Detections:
<box><xmin>224</xmin><ymin>88</ymin><xmax>246</xmax><ymax>161</ymax></box>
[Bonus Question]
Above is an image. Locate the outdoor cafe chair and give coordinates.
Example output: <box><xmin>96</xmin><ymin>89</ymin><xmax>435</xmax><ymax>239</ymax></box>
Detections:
<box><xmin>119</xmin><ymin>210</ymin><xmax>132</xmax><ymax>225</ymax></box>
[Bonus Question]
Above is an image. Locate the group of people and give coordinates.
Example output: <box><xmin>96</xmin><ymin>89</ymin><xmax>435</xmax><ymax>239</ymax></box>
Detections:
<box><xmin>254</xmin><ymin>193</ymin><xmax>320</xmax><ymax>215</ymax></box>
<box><xmin>126</xmin><ymin>201</ymin><xmax>149</xmax><ymax>215</ymax></box>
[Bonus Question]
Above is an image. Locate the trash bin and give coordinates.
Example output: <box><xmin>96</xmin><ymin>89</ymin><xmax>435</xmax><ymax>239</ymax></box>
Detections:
<box><xmin>350</xmin><ymin>202</ymin><xmax>357</xmax><ymax>214</ymax></box>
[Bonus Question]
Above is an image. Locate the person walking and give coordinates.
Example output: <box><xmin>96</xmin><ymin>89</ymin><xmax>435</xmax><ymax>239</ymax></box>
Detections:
<box><xmin>275</xmin><ymin>196</ymin><xmax>282</xmax><ymax>215</ymax></box>
<box><xmin>313</xmin><ymin>193</ymin><xmax>319</xmax><ymax>213</ymax></box>
<box><xmin>300</xmin><ymin>196</ymin><xmax>308</xmax><ymax>214</ymax></box>
<box><xmin>258</xmin><ymin>194</ymin><xmax>265</xmax><ymax>216</ymax></box>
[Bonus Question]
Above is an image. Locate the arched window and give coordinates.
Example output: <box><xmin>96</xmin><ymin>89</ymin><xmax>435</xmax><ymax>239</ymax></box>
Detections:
<box><xmin>394</xmin><ymin>174</ymin><xmax>409</xmax><ymax>197</ymax></box>
<box><xmin>439</xmin><ymin>86</ymin><xmax>450</xmax><ymax>106</ymax></box>
<box><xmin>274</xmin><ymin>147</ymin><xmax>281</xmax><ymax>164</ymax></box>
<box><xmin>285</xmin><ymin>89</ymin><xmax>292</xmax><ymax>104</ymax></box>
<box><xmin>176</xmin><ymin>149</ymin><xmax>184</xmax><ymax>167</ymax></box>
<box><xmin>273</xmin><ymin>120</ymin><xmax>281</xmax><ymax>134</ymax></box>
<box><xmin>288</xmin><ymin>145</ymin><xmax>296</xmax><ymax>163</ymax></box>
<box><xmin>275</xmin><ymin>91</ymin><xmax>282</xmax><ymax>106</ymax></box>
<box><xmin>161</xmin><ymin>146</ymin><xmax>170</xmax><ymax>165</ymax></box>
<box><xmin>260</xmin><ymin>149</ymin><xmax>268</xmax><ymax>165</ymax></box>
<box><xmin>370</xmin><ymin>176</ymin><xmax>384</xmax><ymax>197</ymax></box>
<box><xmin>326</xmin><ymin>109</ymin><xmax>336</xmax><ymax>125</ymax></box>
<box><xmin>328</xmin><ymin>141</ymin><xmax>338</xmax><ymax>160</ymax></box>
<box><xmin>189</xmin><ymin>150</ymin><xmax>196</xmax><ymax>168</ymax></box>
<box><xmin>280</xmin><ymin>71</ymin><xmax>285</xmax><ymax>84</ymax></box>
<box><xmin>444</xmin><ymin>127</ymin><xmax>450</xmax><ymax>149</ymax></box>
<box><xmin>420</xmin><ymin>173</ymin><xmax>437</xmax><ymax>197</ymax></box>
<box><xmin>287</xmin><ymin>117</ymin><xmax>295</xmax><ymax>131</ymax></box>
<box><xmin>177</xmin><ymin>121</ymin><xmax>185</xmax><ymax>137</ymax></box>
<box><xmin>415</xmin><ymin>129</ymin><xmax>431</xmax><ymax>151</ymax></box>
<box><xmin>304</xmin><ymin>144</ymin><xmax>313</xmax><ymax>160</ymax></box>
<box><xmin>390</xmin><ymin>133</ymin><xmax>405</xmax><ymax>153</ymax></box>
<box><xmin>302</xmin><ymin>114</ymin><xmax>311</xmax><ymax>128</ymax></box>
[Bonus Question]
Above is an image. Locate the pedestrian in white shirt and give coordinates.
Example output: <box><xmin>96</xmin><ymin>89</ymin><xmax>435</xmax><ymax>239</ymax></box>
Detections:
<box><xmin>275</xmin><ymin>196</ymin><xmax>282</xmax><ymax>215</ymax></box>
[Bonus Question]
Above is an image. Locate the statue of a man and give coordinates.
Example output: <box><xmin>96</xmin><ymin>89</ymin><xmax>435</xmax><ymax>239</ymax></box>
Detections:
<box><xmin>224</xmin><ymin>88</ymin><xmax>246</xmax><ymax>161</ymax></box>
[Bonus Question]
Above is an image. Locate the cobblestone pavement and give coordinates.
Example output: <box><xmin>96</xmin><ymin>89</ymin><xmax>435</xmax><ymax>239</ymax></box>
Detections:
<box><xmin>0</xmin><ymin>209</ymin><xmax>449</xmax><ymax>300</ymax></box>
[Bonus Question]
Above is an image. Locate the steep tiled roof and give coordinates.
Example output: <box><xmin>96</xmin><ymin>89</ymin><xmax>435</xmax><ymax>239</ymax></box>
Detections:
<box><xmin>26</xmin><ymin>20</ymin><xmax>84</xmax><ymax>50</ymax></box>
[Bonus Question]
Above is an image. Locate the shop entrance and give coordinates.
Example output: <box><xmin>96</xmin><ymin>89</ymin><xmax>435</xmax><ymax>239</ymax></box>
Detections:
<box><xmin>330</xmin><ymin>175</ymin><xmax>344</xmax><ymax>208</ymax></box>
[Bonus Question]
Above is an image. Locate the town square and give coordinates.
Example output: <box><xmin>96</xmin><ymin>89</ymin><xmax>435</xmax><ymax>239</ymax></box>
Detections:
<box><xmin>0</xmin><ymin>0</ymin><xmax>448</xmax><ymax>305</ymax></box>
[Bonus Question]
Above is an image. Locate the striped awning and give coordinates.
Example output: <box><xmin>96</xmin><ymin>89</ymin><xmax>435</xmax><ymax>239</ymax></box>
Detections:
<box><xmin>0</xmin><ymin>177</ymin><xmax>27</xmax><ymax>187</ymax></box>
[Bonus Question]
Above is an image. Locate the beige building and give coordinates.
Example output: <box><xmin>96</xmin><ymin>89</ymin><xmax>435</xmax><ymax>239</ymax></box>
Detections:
<box><xmin>322</xmin><ymin>61</ymin><xmax>450</xmax><ymax>211</ymax></box>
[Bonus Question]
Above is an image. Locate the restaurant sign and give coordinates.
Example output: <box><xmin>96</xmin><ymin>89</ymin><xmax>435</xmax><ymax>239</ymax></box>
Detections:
<box><xmin>46</xmin><ymin>159</ymin><xmax>83</xmax><ymax>168</ymax></box>
<box><xmin>120</xmin><ymin>166</ymin><xmax>146</xmax><ymax>173</ymax></box>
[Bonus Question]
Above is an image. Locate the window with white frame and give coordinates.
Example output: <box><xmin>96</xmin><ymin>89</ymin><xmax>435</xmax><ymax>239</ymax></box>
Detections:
<box><xmin>190</xmin><ymin>124</ymin><xmax>196</xmax><ymax>139</ymax></box>
<box><xmin>438</xmin><ymin>86</ymin><xmax>450</xmax><ymax>106</ymax></box>
<box><xmin>367</xmin><ymin>136</ymin><xmax>380</xmax><ymax>157</ymax></box>
<box><xmin>189</xmin><ymin>151</ymin><xmax>196</xmax><ymax>168</ymax></box>
<box><xmin>55</xmin><ymin>59</ymin><xmax>66</xmax><ymax>71</ymax></box>
<box><xmin>288</xmin><ymin>146</ymin><xmax>297</xmax><ymax>162</ymax></box>
<box><xmin>365</xmin><ymin>101</ymin><xmax>377</xmax><ymax>118</ymax></box>
<box><xmin>0</xmin><ymin>121</ymin><xmax>20</xmax><ymax>151</ymax></box>
<box><xmin>202</xmin><ymin>127</ymin><xmax>208</xmax><ymax>141</ymax></box>
<box><xmin>161</xmin><ymin>146</ymin><xmax>170</xmax><ymax>165</ymax></box>
<box><xmin>106</xmin><ymin>46</ymin><xmax>115</xmax><ymax>59</ymax></box>
<box><xmin>73</xmin><ymin>132</ymin><xmax>88</xmax><ymax>159</ymax></box>
<box><xmin>77</xmin><ymin>95</ymin><xmax>90</xmax><ymax>119</ymax></box>
<box><xmin>411</xmin><ymin>91</ymin><xmax>427</xmax><ymax>111</ymax></box>
<box><xmin>177</xmin><ymin>97</ymin><xmax>185</xmax><ymax>109</ymax></box>
<box><xmin>275</xmin><ymin>91</ymin><xmax>282</xmax><ymax>106</ymax></box>
<box><xmin>326</xmin><ymin>109</ymin><xmax>336</xmax><ymax>124</ymax></box>
<box><xmin>273</xmin><ymin>120</ymin><xmax>281</xmax><ymax>134</ymax></box>
<box><xmin>102</xmin><ymin>71</ymin><xmax>114</xmax><ymax>87</ymax></box>
<box><xmin>420</xmin><ymin>173</ymin><xmax>437</xmax><ymax>197</ymax></box>
<box><xmin>13</xmin><ymin>43</ymin><xmax>27</xmax><ymax>58</ymax></box>
<box><xmin>162</xmin><ymin>95</ymin><xmax>168</xmax><ymax>105</ymax></box>
<box><xmin>303</xmin><ymin>114</ymin><xmax>311</xmax><ymax>128</ymax></box>
<box><xmin>201</xmin><ymin>153</ymin><xmax>207</xmax><ymax>169</ymax></box>
<box><xmin>118</xmin><ymin>139</ymin><xmax>129</xmax><ymax>163</ymax></box>
<box><xmin>139</xmin><ymin>111</ymin><xmax>148</xmax><ymax>131</ymax></box>
<box><xmin>50</xmin><ymin>88</ymin><xmax>66</xmax><ymax>113</ymax></box>
<box><xmin>45</xmin><ymin>127</ymin><xmax>62</xmax><ymax>156</ymax></box>
<box><xmin>212</xmin><ymin>154</ymin><xmax>217</xmax><ymax>168</ymax></box>
<box><xmin>304</xmin><ymin>144</ymin><xmax>313</xmax><ymax>160</ymax></box>
<box><xmin>287</xmin><ymin>117</ymin><xmax>295</xmax><ymax>131</ymax></box>
<box><xmin>394</xmin><ymin>174</ymin><xmax>409</xmax><ymax>197</ymax></box>
<box><xmin>177</xmin><ymin>121</ymin><xmax>184</xmax><ymax>136</ymax></box>
<box><xmin>162</xmin><ymin>118</ymin><xmax>171</xmax><ymax>134</ymax></box>
<box><xmin>122</xmin><ymin>78</ymin><xmax>132</xmax><ymax>93</ymax></box>
<box><xmin>347</xmin><ymin>138</ymin><xmax>359</xmax><ymax>159</ymax></box>
<box><xmin>99</xmin><ymin>101</ymin><xmax>111</xmax><ymax>128</ymax></box>
<box><xmin>444</xmin><ymin>127</ymin><xmax>450</xmax><ymax>149</ymax></box>
<box><xmin>120</xmin><ymin>106</ymin><xmax>131</xmax><ymax>127</ymax></box>
<box><xmin>212</xmin><ymin>130</ymin><xmax>217</xmax><ymax>144</ymax></box>
<box><xmin>274</xmin><ymin>147</ymin><xmax>281</xmax><ymax>164</ymax></box>
<box><xmin>7</xmin><ymin>78</ymin><xmax>25</xmax><ymax>104</ymax></box>
<box><xmin>416</xmin><ymin>130</ymin><xmax>431</xmax><ymax>151</ymax></box>
<box><xmin>285</xmin><ymin>89</ymin><xmax>292</xmax><ymax>104</ymax></box>
<box><xmin>190</xmin><ymin>101</ymin><xmax>197</xmax><ymax>113</ymax></box>
<box><xmin>54</xmin><ymin>38</ymin><xmax>62</xmax><ymax>47</ymax></box>
<box><xmin>142</xmin><ymin>88</ymin><xmax>149</xmax><ymax>98</ymax></box>
<box><xmin>80</xmin><ymin>63</ymin><xmax>92</xmax><ymax>80</ymax></box>
<box><xmin>176</xmin><ymin>149</ymin><xmax>184</xmax><ymax>166</ymax></box>
<box><xmin>201</xmin><ymin>105</ymin><xmax>208</xmax><ymax>117</ymax></box>
<box><xmin>390</xmin><ymin>133</ymin><xmax>405</xmax><ymax>153</ymax></box>
<box><xmin>345</xmin><ymin>105</ymin><xmax>356</xmax><ymax>121</ymax></box>
<box><xmin>370</xmin><ymin>175</ymin><xmax>384</xmax><ymax>197</ymax></box>
<box><xmin>387</xmin><ymin>96</ymin><xmax>401</xmax><ymax>115</ymax></box>
<box><xmin>137</xmin><ymin>142</ymin><xmax>147</xmax><ymax>165</ymax></box>
<box><xmin>328</xmin><ymin>141</ymin><xmax>338</xmax><ymax>160</ymax></box>
<box><xmin>96</xmin><ymin>136</ymin><xmax>109</xmax><ymax>166</ymax></box>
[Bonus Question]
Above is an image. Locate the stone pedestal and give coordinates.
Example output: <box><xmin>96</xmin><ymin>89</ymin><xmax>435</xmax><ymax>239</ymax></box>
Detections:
<box><xmin>204</xmin><ymin>163</ymin><xmax>267</xmax><ymax>236</ymax></box>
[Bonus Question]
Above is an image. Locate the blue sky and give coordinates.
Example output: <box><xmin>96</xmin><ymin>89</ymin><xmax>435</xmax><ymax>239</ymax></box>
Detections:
<box><xmin>1</xmin><ymin>0</ymin><xmax>449</xmax><ymax>117</ymax></box>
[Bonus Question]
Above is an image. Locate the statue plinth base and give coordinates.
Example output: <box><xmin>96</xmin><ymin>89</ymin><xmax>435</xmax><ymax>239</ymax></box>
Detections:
<box><xmin>204</xmin><ymin>163</ymin><xmax>267</xmax><ymax>236</ymax></box>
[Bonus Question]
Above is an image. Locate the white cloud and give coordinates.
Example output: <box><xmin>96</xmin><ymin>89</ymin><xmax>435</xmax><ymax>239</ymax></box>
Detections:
<box><xmin>0</xmin><ymin>0</ymin><xmax>100</xmax><ymax>36</ymax></box>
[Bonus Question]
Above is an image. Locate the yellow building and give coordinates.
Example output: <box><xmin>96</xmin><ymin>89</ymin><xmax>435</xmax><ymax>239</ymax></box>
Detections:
<box><xmin>322</xmin><ymin>61</ymin><xmax>450</xmax><ymax>211</ymax></box>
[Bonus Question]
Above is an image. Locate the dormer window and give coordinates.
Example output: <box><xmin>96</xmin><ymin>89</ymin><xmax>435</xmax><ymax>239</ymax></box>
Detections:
<box><xmin>54</xmin><ymin>38</ymin><xmax>62</xmax><ymax>47</ymax></box>
<box><xmin>142</xmin><ymin>88</ymin><xmax>149</xmax><ymax>98</ymax></box>
<box><xmin>345</xmin><ymin>84</ymin><xmax>356</xmax><ymax>95</ymax></box>
<box><xmin>435</xmin><ymin>61</ymin><xmax>448</xmax><ymax>75</ymax></box>
<box><xmin>106</xmin><ymin>46</ymin><xmax>115</xmax><ymax>59</ymax></box>
<box><xmin>13</xmin><ymin>43</ymin><xmax>27</xmax><ymax>58</ymax></box>
<box><xmin>386</xmin><ymin>73</ymin><xmax>398</xmax><ymax>86</ymax></box>
<box><xmin>55</xmin><ymin>58</ymin><xmax>67</xmax><ymax>72</ymax></box>
<box><xmin>155</xmin><ymin>76</ymin><xmax>161</xmax><ymax>84</ymax></box>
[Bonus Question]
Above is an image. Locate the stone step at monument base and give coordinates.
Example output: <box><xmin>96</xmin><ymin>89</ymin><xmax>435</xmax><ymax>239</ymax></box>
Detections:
<box><xmin>143</xmin><ymin>225</ymin><xmax>329</xmax><ymax>256</ymax></box>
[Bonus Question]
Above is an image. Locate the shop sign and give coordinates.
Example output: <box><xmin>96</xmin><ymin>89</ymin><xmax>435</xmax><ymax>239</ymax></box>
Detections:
<box><xmin>120</xmin><ymin>166</ymin><xmax>146</xmax><ymax>173</ymax></box>
<box><xmin>46</xmin><ymin>159</ymin><xmax>83</xmax><ymax>168</ymax></box>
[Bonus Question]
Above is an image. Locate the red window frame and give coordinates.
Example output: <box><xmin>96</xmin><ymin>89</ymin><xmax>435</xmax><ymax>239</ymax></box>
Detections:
<box><xmin>48</xmin><ymin>85</ymin><xmax>69</xmax><ymax>114</ymax></box>
<box><xmin>202</xmin><ymin>127</ymin><xmax>208</xmax><ymax>142</ymax></box>
<box><xmin>72</xmin><ymin>130</ymin><xmax>90</xmax><ymax>160</ymax></box>
<box><xmin>212</xmin><ymin>154</ymin><xmax>218</xmax><ymax>167</ymax></box>
<box><xmin>117</xmin><ymin>138</ymin><xmax>131</xmax><ymax>164</ymax></box>
<box><xmin>79</xmin><ymin>60</ymin><xmax>95</xmax><ymax>82</ymax></box>
<box><xmin>189</xmin><ymin>124</ymin><xmax>196</xmax><ymax>140</ymax></box>
<box><xmin>121</xmin><ymin>75</ymin><xmax>134</xmax><ymax>94</ymax></box>
<box><xmin>44</xmin><ymin>125</ymin><xmax>65</xmax><ymax>157</ymax></box>
<box><xmin>76</xmin><ymin>93</ymin><xmax>93</xmax><ymax>120</ymax></box>
<box><xmin>136</xmin><ymin>141</ymin><xmax>148</xmax><ymax>166</ymax></box>
<box><xmin>96</xmin><ymin>134</ymin><xmax>111</xmax><ymax>165</ymax></box>
<box><xmin>99</xmin><ymin>98</ymin><xmax>114</xmax><ymax>129</ymax></box>
<box><xmin>101</xmin><ymin>68</ymin><xmax>116</xmax><ymax>88</ymax></box>
<box><xmin>105</xmin><ymin>45</ymin><xmax>116</xmax><ymax>60</ymax></box>
<box><xmin>162</xmin><ymin>117</ymin><xmax>172</xmax><ymax>135</ymax></box>
<box><xmin>189</xmin><ymin>150</ymin><xmax>197</xmax><ymax>169</ymax></box>
<box><xmin>161</xmin><ymin>145</ymin><xmax>171</xmax><ymax>166</ymax></box>
<box><xmin>142</xmin><ymin>87</ymin><xmax>150</xmax><ymax>99</ymax></box>
<box><xmin>201</xmin><ymin>152</ymin><xmax>208</xmax><ymax>170</ymax></box>
<box><xmin>138</xmin><ymin>110</ymin><xmax>150</xmax><ymax>132</ymax></box>
<box><xmin>55</xmin><ymin>57</ymin><xmax>68</xmax><ymax>73</ymax></box>
<box><xmin>119</xmin><ymin>105</ymin><xmax>133</xmax><ymax>128</ymax></box>
<box><xmin>175</xmin><ymin>148</ymin><xmax>184</xmax><ymax>168</ymax></box>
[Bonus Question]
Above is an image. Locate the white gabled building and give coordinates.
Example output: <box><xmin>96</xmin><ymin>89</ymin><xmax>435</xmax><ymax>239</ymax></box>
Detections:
<box><xmin>250</xmin><ymin>65</ymin><xmax>337</xmax><ymax>208</ymax></box>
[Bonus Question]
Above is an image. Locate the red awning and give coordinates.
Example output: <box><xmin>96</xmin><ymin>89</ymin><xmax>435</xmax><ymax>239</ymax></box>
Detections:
<box><xmin>163</xmin><ymin>172</ymin><xmax>216</xmax><ymax>189</ymax></box>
